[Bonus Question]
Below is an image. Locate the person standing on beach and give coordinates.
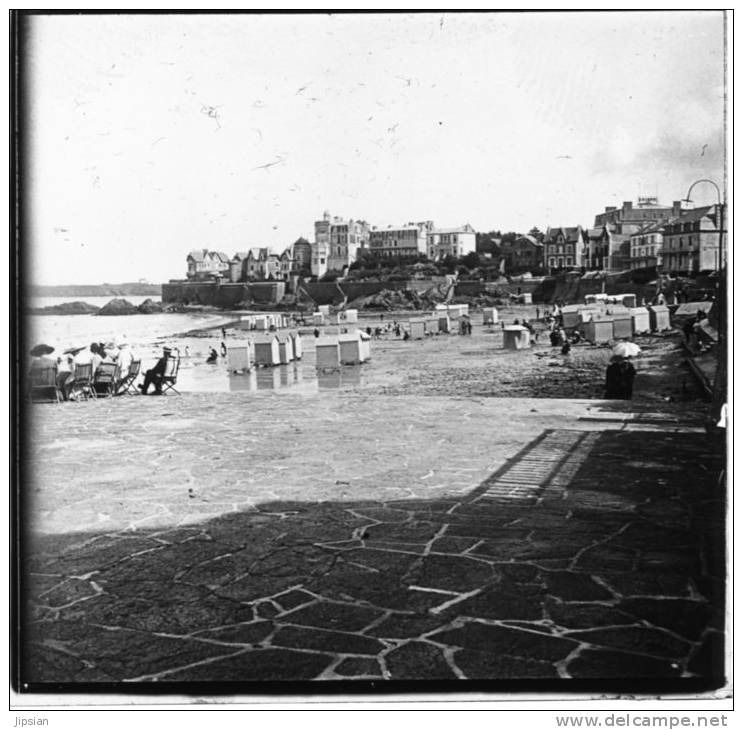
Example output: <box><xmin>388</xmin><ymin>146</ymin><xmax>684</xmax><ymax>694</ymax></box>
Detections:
<box><xmin>221</xmin><ymin>326</ymin><xmax>227</xmax><ymax>339</ymax></box>
<box><xmin>605</xmin><ymin>356</ymin><xmax>636</xmax><ymax>399</ymax></box>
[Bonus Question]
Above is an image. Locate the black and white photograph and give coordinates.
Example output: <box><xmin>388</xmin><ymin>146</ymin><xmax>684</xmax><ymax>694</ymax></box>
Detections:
<box><xmin>11</xmin><ymin>8</ymin><xmax>730</xmax><ymax>716</ymax></box>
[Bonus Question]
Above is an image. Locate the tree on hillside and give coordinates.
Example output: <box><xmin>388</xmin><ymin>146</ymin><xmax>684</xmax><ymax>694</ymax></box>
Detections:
<box><xmin>500</xmin><ymin>231</ymin><xmax>520</xmax><ymax>246</ymax></box>
<box><xmin>528</xmin><ymin>226</ymin><xmax>545</xmax><ymax>243</ymax></box>
<box><xmin>437</xmin><ymin>254</ymin><xmax>458</xmax><ymax>275</ymax></box>
<box><xmin>319</xmin><ymin>270</ymin><xmax>341</xmax><ymax>282</ymax></box>
<box><xmin>461</xmin><ymin>251</ymin><xmax>481</xmax><ymax>270</ymax></box>
<box><xmin>476</xmin><ymin>231</ymin><xmax>502</xmax><ymax>255</ymax></box>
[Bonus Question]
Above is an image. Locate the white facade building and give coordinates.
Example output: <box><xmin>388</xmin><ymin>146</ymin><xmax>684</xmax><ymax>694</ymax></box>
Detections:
<box><xmin>427</xmin><ymin>224</ymin><xmax>476</xmax><ymax>260</ymax></box>
<box><xmin>311</xmin><ymin>210</ymin><xmax>370</xmax><ymax>277</ymax></box>
<box><xmin>368</xmin><ymin>221</ymin><xmax>433</xmax><ymax>258</ymax></box>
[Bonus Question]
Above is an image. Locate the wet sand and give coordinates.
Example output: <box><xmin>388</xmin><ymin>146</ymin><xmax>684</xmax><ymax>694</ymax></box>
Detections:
<box><xmin>171</xmin><ymin>305</ymin><xmax>706</xmax><ymax>410</ymax></box>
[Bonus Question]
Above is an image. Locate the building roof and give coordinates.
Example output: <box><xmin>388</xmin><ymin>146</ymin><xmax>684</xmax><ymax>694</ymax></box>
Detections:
<box><xmin>516</xmin><ymin>234</ymin><xmax>538</xmax><ymax>245</ymax></box>
<box><xmin>546</xmin><ymin>226</ymin><xmax>584</xmax><ymax>243</ymax></box>
<box><xmin>664</xmin><ymin>205</ymin><xmax>720</xmax><ymax>228</ymax></box>
<box><xmin>632</xmin><ymin>218</ymin><xmax>675</xmax><ymax>237</ymax></box>
<box><xmin>212</xmin><ymin>251</ymin><xmax>231</xmax><ymax>263</ymax></box>
<box><xmin>247</xmin><ymin>247</ymin><xmax>270</xmax><ymax>260</ymax></box>
<box><xmin>586</xmin><ymin>227</ymin><xmax>606</xmax><ymax>240</ymax></box>
<box><xmin>232</xmin><ymin>251</ymin><xmax>249</xmax><ymax>261</ymax></box>
<box><xmin>430</xmin><ymin>224</ymin><xmax>475</xmax><ymax>235</ymax></box>
<box><xmin>293</xmin><ymin>237</ymin><xmax>310</xmax><ymax>245</ymax></box>
<box><xmin>372</xmin><ymin>224</ymin><xmax>424</xmax><ymax>233</ymax></box>
<box><xmin>187</xmin><ymin>249</ymin><xmax>208</xmax><ymax>262</ymax></box>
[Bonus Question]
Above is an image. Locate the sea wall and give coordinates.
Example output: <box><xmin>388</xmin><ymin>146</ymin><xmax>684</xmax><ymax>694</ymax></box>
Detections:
<box><xmin>303</xmin><ymin>281</ymin><xmax>408</xmax><ymax>305</ymax></box>
<box><xmin>161</xmin><ymin>281</ymin><xmax>286</xmax><ymax>306</ymax></box>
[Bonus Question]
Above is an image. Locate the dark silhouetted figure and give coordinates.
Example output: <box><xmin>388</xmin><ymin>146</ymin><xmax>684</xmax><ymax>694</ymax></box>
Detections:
<box><xmin>605</xmin><ymin>358</ymin><xmax>636</xmax><ymax>400</ymax></box>
<box><xmin>141</xmin><ymin>348</ymin><xmax>172</xmax><ymax>394</ymax></box>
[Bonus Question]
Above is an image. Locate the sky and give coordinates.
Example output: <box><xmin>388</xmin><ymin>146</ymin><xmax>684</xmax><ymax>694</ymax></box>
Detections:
<box><xmin>23</xmin><ymin>11</ymin><xmax>727</xmax><ymax>286</ymax></box>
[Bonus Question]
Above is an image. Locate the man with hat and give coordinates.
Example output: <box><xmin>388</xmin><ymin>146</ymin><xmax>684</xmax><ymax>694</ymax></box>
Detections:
<box><xmin>140</xmin><ymin>346</ymin><xmax>172</xmax><ymax>395</ymax></box>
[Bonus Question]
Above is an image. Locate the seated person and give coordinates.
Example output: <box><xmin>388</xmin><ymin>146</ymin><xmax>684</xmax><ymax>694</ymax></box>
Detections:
<box><xmin>140</xmin><ymin>347</ymin><xmax>172</xmax><ymax>395</ymax></box>
<box><xmin>56</xmin><ymin>355</ymin><xmax>75</xmax><ymax>401</ymax></box>
<box><xmin>29</xmin><ymin>345</ymin><xmax>58</xmax><ymax>396</ymax></box>
<box><xmin>115</xmin><ymin>340</ymin><xmax>134</xmax><ymax>388</ymax></box>
<box><xmin>102</xmin><ymin>342</ymin><xmax>120</xmax><ymax>363</ymax></box>
<box><xmin>87</xmin><ymin>343</ymin><xmax>104</xmax><ymax>374</ymax></box>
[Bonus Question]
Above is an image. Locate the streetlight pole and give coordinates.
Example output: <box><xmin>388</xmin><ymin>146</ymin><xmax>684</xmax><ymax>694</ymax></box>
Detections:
<box><xmin>682</xmin><ymin>178</ymin><xmax>724</xmax><ymax>281</ymax></box>
<box><xmin>682</xmin><ymin>178</ymin><xmax>726</xmax><ymax>422</ymax></box>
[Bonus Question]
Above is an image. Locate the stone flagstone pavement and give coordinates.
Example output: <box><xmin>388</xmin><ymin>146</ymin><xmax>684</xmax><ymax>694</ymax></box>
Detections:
<box><xmin>18</xmin><ymin>392</ymin><xmax>727</xmax><ymax>689</ymax></box>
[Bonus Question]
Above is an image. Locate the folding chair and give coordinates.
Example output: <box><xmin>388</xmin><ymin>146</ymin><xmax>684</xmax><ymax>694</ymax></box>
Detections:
<box><xmin>117</xmin><ymin>359</ymin><xmax>141</xmax><ymax>395</ymax></box>
<box><xmin>29</xmin><ymin>366</ymin><xmax>61</xmax><ymax>403</ymax></box>
<box><xmin>70</xmin><ymin>362</ymin><xmax>95</xmax><ymax>400</ymax></box>
<box><xmin>161</xmin><ymin>353</ymin><xmax>181</xmax><ymax>395</ymax></box>
<box><xmin>93</xmin><ymin>362</ymin><xmax>119</xmax><ymax>397</ymax></box>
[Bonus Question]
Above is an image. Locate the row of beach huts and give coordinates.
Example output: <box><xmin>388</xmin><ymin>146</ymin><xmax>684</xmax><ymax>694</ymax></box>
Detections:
<box><xmin>560</xmin><ymin>293</ymin><xmax>672</xmax><ymax>345</ymax></box>
<box><xmin>226</xmin><ymin>328</ymin><xmax>373</xmax><ymax>372</ymax></box>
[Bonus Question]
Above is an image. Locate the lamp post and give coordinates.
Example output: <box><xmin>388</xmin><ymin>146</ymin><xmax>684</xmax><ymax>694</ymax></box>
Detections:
<box><xmin>682</xmin><ymin>178</ymin><xmax>724</xmax><ymax>276</ymax></box>
<box><xmin>682</xmin><ymin>178</ymin><xmax>726</xmax><ymax>421</ymax></box>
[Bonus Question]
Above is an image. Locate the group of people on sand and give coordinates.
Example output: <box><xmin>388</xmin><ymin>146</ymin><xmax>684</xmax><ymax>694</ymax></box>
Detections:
<box><xmin>30</xmin><ymin>339</ymin><xmax>135</xmax><ymax>400</ymax></box>
<box><xmin>28</xmin><ymin>338</ymin><xmax>182</xmax><ymax>399</ymax></box>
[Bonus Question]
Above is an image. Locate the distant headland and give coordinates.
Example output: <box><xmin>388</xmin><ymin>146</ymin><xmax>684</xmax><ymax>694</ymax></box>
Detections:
<box><xmin>29</xmin><ymin>282</ymin><xmax>162</xmax><ymax>297</ymax></box>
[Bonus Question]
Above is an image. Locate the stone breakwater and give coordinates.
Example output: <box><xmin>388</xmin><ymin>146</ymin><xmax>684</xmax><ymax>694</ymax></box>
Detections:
<box><xmin>21</xmin><ymin>393</ymin><xmax>726</xmax><ymax>686</ymax></box>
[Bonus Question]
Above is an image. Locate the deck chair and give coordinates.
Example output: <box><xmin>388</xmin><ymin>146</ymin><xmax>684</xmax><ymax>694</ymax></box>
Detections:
<box><xmin>117</xmin><ymin>359</ymin><xmax>141</xmax><ymax>395</ymax></box>
<box><xmin>29</xmin><ymin>366</ymin><xmax>61</xmax><ymax>403</ymax></box>
<box><xmin>93</xmin><ymin>362</ymin><xmax>120</xmax><ymax>397</ymax></box>
<box><xmin>70</xmin><ymin>362</ymin><xmax>95</xmax><ymax>400</ymax></box>
<box><xmin>160</xmin><ymin>353</ymin><xmax>181</xmax><ymax>395</ymax></box>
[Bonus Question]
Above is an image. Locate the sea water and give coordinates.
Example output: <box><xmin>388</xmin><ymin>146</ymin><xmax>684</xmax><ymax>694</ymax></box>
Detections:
<box><xmin>22</xmin><ymin>297</ymin><xmax>364</xmax><ymax>394</ymax></box>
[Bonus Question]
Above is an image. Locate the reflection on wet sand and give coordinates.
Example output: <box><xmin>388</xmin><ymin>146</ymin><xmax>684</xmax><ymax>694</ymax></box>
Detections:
<box><xmin>223</xmin><ymin>363</ymin><xmax>363</xmax><ymax>393</ymax></box>
<box><xmin>317</xmin><ymin>366</ymin><xmax>362</xmax><ymax>390</ymax></box>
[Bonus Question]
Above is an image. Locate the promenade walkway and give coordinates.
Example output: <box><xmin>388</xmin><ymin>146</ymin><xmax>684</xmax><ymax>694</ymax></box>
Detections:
<box><xmin>19</xmin><ymin>391</ymin><xmax>726</xmax><ymax>690</ymax></box>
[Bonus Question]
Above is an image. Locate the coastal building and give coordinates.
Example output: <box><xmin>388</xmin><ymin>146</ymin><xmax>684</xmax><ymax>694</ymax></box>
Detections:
<box><xmin>582</xmin><ymin>224</ymin><xmax>632</xmax><ymax>272</ymax></box>
<box><xmin>628</xmin><ymin>221</ymin><xmax>669</xmax><ymax>271</ymax></box>
<box><xmin>186</xmin><ymin>249</ymin><xmax>231</xmax><ymax>280</ymax></box>
<box><xmin>311</xmin><ymin>210</ymin><xmax>371</xmax><ymax>277</ymax></box>
<box><xmin>278</xmin><ymin>249</ymin><xmax>295</xmax><ymax>282</ymax></box>
<box><xmin>542</xmin><ymin>227</ymin><xmax>585</xmax><ymax>272</ymax></box>
<box><xmin>229</xmin><ymin>252</ymin><xmax>248</xmax><ymax>283</ymax></box>
<box><xmin>660</xmin><ymin>204</ymin><xmax>726</xmax><ymax>275</ymax></box>
<box><xmin>501</xmin><ymin>235</ymin><xmax>543</xmax><ymax>274</ymax></box>
<box><xmin>588</xmin><ymin>197</ymin><xmax>692</xmax><ymax>273</ymax></box>
<box><xmin>244</xmin><ymin>247</ymin><xmax>270</xmax><ymax>280</ymax></box>
<box><xmin>291</xmin><ymin>237</ymin><xmax>312</xmax><ymax>273</ymax></box>
<box><xmin>369</xmin><ymin>221</ymin><xmax>433</xmax><ymax>259</ymax></box>
<box><xmin>593</xmin><ymin>197</ymin><xmax>685</xmax><ymax>236</ymax></box>
<box><xmin>426</xmin><ymin>223</ymin><xmax>475</xmax><ymax>260</ymax></box>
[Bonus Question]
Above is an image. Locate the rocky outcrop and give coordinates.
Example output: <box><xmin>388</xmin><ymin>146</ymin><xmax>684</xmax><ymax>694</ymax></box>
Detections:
<box><xmin>28</xmin><ymin>301</ymin><xmax>101</xmax><ymax>315</ymax></box>
<box><xmin>136</xmin><ymin>298</ymin><xmax>164</xmax><ymax>314</ymax></box>
<box><xmin>97</xmin><ymin>298</ymin><xmax>139</xmax><ymax>316</ymax></box>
